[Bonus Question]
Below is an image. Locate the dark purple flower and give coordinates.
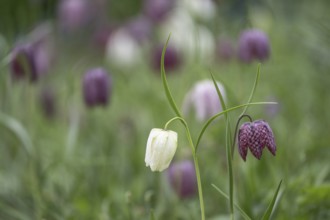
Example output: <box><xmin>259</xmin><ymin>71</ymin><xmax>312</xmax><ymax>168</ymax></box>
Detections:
<box><xmin>39</xmin><ymin>87</ymin><xmax>56</xmax><ymax>119</ymax></box>
<box><xmin>151</xmin><ymin>44</ymin><xmax>181</xmax><ymax>73</ymax></box>
<box><xmin>82</xmin><ymin>68</ymin><xmax>111</xmax><ymax>108</ymax></box>
<box><xmin>238</xmin><ymin>29</ymin><xmax>270</xmax><ymax>63</ymax></box>
<box><xmin>167</xmin><ymin>160</ymin><xmax>197</xmax><ymax>198</ymax></box>
<box><xmin>10</xmin><ymin>44</ymin><xmax>38</xmax><ymax>82</ymax></box>
<box><xmin>238</xmin><ymin>120</ymin><xmax>276</xmax><ymax>161</ymax></box>
<box><xmin>143</xmin><ymin>0</ymin><xmax>175</xmax><ymax>24</ymax></box>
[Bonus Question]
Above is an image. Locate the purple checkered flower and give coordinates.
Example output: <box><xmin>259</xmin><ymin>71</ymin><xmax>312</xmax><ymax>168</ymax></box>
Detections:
<box><xmin>82</xmin><ymin>68</ymin><xmax>111</xmax><ymax>108</ymax></box>
<box><xmin>238</xmin><ymin>120</ymin><xmax>276</xmax><ymax>161</ymax></box>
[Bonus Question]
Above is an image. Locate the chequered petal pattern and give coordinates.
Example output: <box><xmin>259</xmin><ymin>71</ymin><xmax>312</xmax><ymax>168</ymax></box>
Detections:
<box><xmin>238</xmin><ymin>123</ymin><xmax>251</xmax><ymax>161</ymax></box>
<box><xmin>237</xmin><ymin>119</ymin><xmax>276</xmax><ymax>161</ymax></box>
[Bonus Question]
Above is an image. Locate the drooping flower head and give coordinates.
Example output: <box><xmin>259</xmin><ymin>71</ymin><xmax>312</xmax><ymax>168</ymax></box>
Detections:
<box><xmin>167</xmin><ymin>160</ymin><xmax>197</xmax><ymax>198</ymax></box>
<box><xmin>82</xmin><ymin>67</ymin><xmax>111</xmax><ymax>108</ymax></box>
<box><xmin>182</xmin><ymin>80</ymin><xmax>226</xmax><ymax>122</ymax></box>
<box><xmin>238</xmin><ymin>29</ymin><xmax>270</xmax><ymax>63</ymax></box>
<box><xmin>145</xmin><ymin>128</ymin><xmax>178</xmax><ymax>172</ymax></box>
<box><xmin>238</xmin><ymin>120</ymin><xmax>276</xmax><ymax>161</ymax></box>
<box><xmin>10</xmin><ymin>44</ymin><xmax>38</xmax><ymax>82</ymax></box>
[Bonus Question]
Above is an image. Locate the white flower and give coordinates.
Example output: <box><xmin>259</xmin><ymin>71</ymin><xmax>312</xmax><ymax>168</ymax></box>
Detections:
<box><xmin>145</xmin><ymin>128</ymin><xmax>178</xmax><ymax>172</ymax></box>
<box><xmin>182</xmin><ymin>80</ymin><xmax>226</xmax><ymax>121</ymax></box>
<box><xmin>105</xmin><ymin>29</ymin><xmax>141</xmax><ymax>68</ymax></box>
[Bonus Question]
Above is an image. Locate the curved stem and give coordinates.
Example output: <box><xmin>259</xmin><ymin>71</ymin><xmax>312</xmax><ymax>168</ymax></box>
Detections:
<box><xmin>164</xmin><ymin>117</ymin><xmax>205</xmax><ymax>220</ymax></box>
<box><xmin>231</xmin><ymin>114</ymin><xmax>253</xmax><ymax>153</ymax></box>
<box><xmin>164</xmin><ymin>116</ymin><xmax>183</xmax><ymax>130</ymax></box>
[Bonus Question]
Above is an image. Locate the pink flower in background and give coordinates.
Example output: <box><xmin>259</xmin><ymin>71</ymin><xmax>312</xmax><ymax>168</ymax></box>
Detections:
<box><xmin>182</xmin><ymin>80</ymin><xmax>226</xmax><ymax>121</ymax></box>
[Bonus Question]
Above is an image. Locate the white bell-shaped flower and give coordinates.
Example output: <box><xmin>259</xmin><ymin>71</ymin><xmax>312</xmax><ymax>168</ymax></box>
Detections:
<box><xmin>145</xmin><ymin>128</ymin><xmax>178</xmax><ymax>172</ymax></box>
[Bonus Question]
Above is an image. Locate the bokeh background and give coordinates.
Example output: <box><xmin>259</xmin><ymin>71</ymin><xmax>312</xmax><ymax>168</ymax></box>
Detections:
<box><xmin>0</xmin><ymin>0</ymin><xmax>329</xmax><ymax>219</ymax></box>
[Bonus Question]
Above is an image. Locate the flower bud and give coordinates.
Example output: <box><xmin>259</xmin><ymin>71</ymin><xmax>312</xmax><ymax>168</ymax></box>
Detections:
<box><xmin>82</xmin><ymin>68</ymin><xmax>111</xmax><ymax>108</ymax></box>
<box><xmin>238</xmin><ymin>29</ymin><xmax>270</xmax><ymax>63</ymax></box>
<box><xmin>182</xmin><ymin>80</ymin><xmax>226</xmax><ymax>121</ymax></box>
<box><xmin>10</xmin><ymin>44</ymin><xmax>37</xmax><ymax>82</ymax></box>
<box><xmin>145</xmin><ymin>128</ymin><xmax>178</xmax><ymax>172</ymax></box>
<box><xmin>238</xmin><ymin>120</ymin><xmax>276</xmax><ymax>161</ymax></box>
<box><xmin>167</xmin><ymin>160</ymin><xmax>197</xmax><ymax>198</ymax></box>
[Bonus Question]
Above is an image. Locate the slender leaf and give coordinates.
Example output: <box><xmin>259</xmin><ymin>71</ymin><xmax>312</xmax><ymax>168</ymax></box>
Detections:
<box><xmin>0</xmin><ymin>112</ymin><xmax>34</xmax><ymax>156</ymax></box>
<box><xmin>241</xmin><ymin>64</ymin><xmax>261</xmax><ymax>116</ymax></box>
<box><xmin>225</xmin><ymin>117</ymin><xmax>234</xmax><ymax>215</ymax></box>
<box><xmin>261</xmin><ymin>180</ymin><xmax>283</xmax><ymax>220</ymax></box>
<box><xmin>195</xmin><ymin>102</ymin><xmax>277</xmax><ymax>150</ymax></box>
<box><xmin>150</xmin><ymin>209</ymin><xmax>156</xmax><ymax>220</ymax></box>
<box><xmin>212</xmin><ymin>184</ymin><xmax>252</xmax><ymax>220</ymax></box>
<box><xmin>161</xmin><ymin>34</ymin><xmax>182</xmax><ymax>118</ymax></box>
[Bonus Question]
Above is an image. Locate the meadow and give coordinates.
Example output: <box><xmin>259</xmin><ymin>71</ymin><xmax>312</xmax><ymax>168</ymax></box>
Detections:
<box><xmin>0</xmin><ymin>0</ymin><xmax>329</xmax><ymax>219</ymax></box>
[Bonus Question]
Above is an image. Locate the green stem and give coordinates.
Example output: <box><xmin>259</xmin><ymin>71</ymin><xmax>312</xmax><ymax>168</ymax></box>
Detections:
<box><xmin>164</xmin><ymin>116</ymin><xmax>182</xmax><ymax>130</ymax></box>
<box><xmin>192</xmin><ymin>154</ymin><xmax>205</xmax><ymax>220</ymax></box>
<box><xmin>164</xmin><ymin>117</ymin><xmax>205</xmax><ymax>220</ymax></box>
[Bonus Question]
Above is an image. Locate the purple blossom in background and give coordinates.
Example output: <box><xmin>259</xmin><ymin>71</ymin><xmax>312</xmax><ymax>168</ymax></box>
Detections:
<box><xmin>39</xmin><ymin>87</ymin><xmax>57</xmax><ymax>119</ymax></box>
<box><xmin>151</xmin><ymin>44</ymin><xmax>181</xmax><ymax>72</ymax></box>
<box><xmin>82</xmin><ymin>68</ymin><xmax>111</xmax><ymax>108</ymax></box>
<box><xmin>216</xmin><ymin>38</ymin><xmax>235</xmax><ymax>61</ymax></box>
<box><xmin>167</xmin><ymin>160</ymin><xmax>197</xmax><ymax>198</ymax></box>
<box><xmin>143</xmin><ymin>0</ymin><xmax>175</xmax><ymax>23</ymax></box>
<box><xmin>126</xmin><ymin>16</ymin><xmax>153</xmax><ymax>44</ymax></box>
<box><xmin>10</xmin><ymin>44</ymin><xmax>38</xmax><ymax>82</ymax></box>
<box><xmin>238</xmin><ymin>120</ymin><xmax>276</xmax><ymax>161</ymax></box>
<box><xmin>57</xmin><ymin>0</ymin><xmax>91</xmax><ymax>32</ymax></box>
<box><xmin>182</xmin><ymin>80</ymin><xmax>226</xmax><ymax>122</ymax></box>
<box><xmin>238</xmin><ymin>29</ymin><xmax>270</xmax><ymax>63</ymax></box>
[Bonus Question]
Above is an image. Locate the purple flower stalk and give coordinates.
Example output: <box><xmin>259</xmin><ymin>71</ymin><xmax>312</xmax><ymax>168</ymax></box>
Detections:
<box><xmin>238</xmin><ymin>29</ymin><xmax>270</xmax><ymax>63</ymax></box>
<box><xmin>167</xmin><ymin>160</ymin><xmax>197</xmax><ymax>198</ymax></box>
<box><xmin>82</xmin><ymin>68</ymin><xmax>111</xmax><ymax>108</ymax></box>
<box><xmin>238</xmin><ymin>120</ymin><xmax>276</xmax><ymax>161</ymax></box>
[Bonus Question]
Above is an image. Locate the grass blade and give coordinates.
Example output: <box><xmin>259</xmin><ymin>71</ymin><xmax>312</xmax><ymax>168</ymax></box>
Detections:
<box><xmin>0</xmin><ymin>112</ymin><xmax>34</xmax><ymax>156</ymax></box>
<box><xmin>161</xmin><ymin>34</ymin><xmax>182</xmax><ymax>118</ymax></box>
<box><xmin>261</xmin><ymin>180</ymin><xmax>283</xmax><ymax>220</ymax></box>
<box><xmin>212</xmin><ymin>184</ymin><xmax>252</xmax><ymax>220</ymax></box>
<box><xmin>241</xmin><ymin>64</ymin><xmax>261</xmax><ymax>116</ymax></box>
